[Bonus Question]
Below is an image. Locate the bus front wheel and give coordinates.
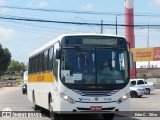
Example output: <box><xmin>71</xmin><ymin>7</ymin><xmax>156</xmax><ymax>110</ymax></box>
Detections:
<box><xmin>49</xmin><ymin>96</ymin><xmax>60</xmax><ymax>120</ymax></box>
<box><xmin>49</xmin><ymin>96</ymin><xmax>54</xmax><ymax>120</ymax></box>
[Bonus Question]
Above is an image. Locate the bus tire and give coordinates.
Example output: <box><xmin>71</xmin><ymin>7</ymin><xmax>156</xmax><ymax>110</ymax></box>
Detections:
<box><xmin>103</xmin><ymin>113</ymin><xmax>114</xmax><ymax>120</ymax></box>
<box><xmin>32</xmin><ymin>91</ymin><xmax>38</xmax><ymax>110</ymax></box>
<box><xmin>49</xmin><ymin>96</ymin><xmax>54</xmax><ymax>120</ymax></box>
<box><xmin>49</xmin><ymin>96</ymin><xmax>60</xmax><ymax>120</ymax></box>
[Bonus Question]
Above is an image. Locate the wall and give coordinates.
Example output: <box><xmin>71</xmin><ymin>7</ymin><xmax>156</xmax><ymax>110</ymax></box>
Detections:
<box><xmin>136</xmin><ymin>68</ymin><xmax>160</xmax><ymax>78</ymax></box>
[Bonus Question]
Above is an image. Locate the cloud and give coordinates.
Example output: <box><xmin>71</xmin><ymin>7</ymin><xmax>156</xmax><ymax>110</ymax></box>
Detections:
<box><xmin>0</xmin><ymin>0</ymin><xmax>6</xmax><ymax>5</ymax></box>
<box><xmin>81</xmin><ymin>3</ymin><xmax>94</xmax><ymax>11</ymax></box>
<box><xmin>134</xmin><ymin>28</ymin><xmax>160</xmax><ymax>48</ymax></box>
<box><xmin>0</xmin><ymin>7</ymin><xmax>10</xmax><ymax>12</ymax></box>
<box><xmin>0</xmin><ymin>28</ymin><xmax>16</xmax><ymax>42</ymax></box>
<box><xmin>37</xmin><ymin>0</ymin><xmax>48</xmax><ymax>8</ymax></box>
<box><xmin>26</xmin><ymin>0</ymin><xmax>48</xmax><ymax>8</ymax></box>
<box><xmin>0</xmin><ymin>0</ymin><xmax>9</xmax><ymax>12</ymax></box>
<box><xmin>152</xmin><ymin>0</ymin><xmax>160</xmax><ymax>5</ymax></box>
<box><xmin>26</xmin><ymin>2</ymin><xmax>33</xmax><ymax>8</ymax></box>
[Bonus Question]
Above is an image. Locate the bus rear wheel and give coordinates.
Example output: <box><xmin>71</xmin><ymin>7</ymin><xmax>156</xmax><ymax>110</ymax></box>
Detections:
<box><xmin>32</xmin><ymin>92</ymin><xmax>38</xmax><ymax>110</ymax></box>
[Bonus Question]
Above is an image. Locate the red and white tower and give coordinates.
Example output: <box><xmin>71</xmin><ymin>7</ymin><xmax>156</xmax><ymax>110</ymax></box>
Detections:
<box><xmin>124</xmin><ymin>0</ymin><xmax>136</xmax><ymax>77</ymax></box>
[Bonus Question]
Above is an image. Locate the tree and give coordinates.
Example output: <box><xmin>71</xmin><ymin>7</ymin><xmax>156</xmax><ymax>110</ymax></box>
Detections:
<box><xmin>7</xmin><ymin>60</ymin><xmax>26</xmax><ymax>73</ymax></box>
<box><xmin>0</xmin><ymin>44</ymin><xmax>11</xmax><ymax>76</ymax></box>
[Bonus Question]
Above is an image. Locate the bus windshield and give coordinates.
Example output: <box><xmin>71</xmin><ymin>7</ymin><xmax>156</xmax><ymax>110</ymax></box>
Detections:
<box><xmin>60</xmin><ymin>48</ymin><xmax>129</xmax><ymax>85</ymax></box>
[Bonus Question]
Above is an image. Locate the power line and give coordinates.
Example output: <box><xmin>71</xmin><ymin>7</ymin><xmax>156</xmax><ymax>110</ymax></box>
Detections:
<box><xmin>0</xmin><ymin>19</ymin><xmax>96</xmax><ymax>34</ymax></box>
<box><xmin>0</xmin><ymin>5</ymin><xmax>120</xmax><ymax>15</ymax></box>
<box><xmin>75</xmin><ymin>16</ymin><xmax>98</xmax><ymax>33</ymax></box>
<box><xmin>1</xmin><ymin>5</ymin><xmax>160</xmax><ymax>17</ymax></box>
<box><xmin>0</xmin><ymin>15</ymin><xmax>160</xmax><ymax>28</ymax></box>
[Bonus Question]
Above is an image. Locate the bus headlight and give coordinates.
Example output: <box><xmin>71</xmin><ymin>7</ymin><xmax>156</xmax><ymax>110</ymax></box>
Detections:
<box><xmin>116</xmin><ymin>93</ymin><xmax>130</xmax><ymax>104</ymax></box>
<box><xmin>60</xmin><ymin>93</ymin><xmax>76</xmax><ymax>104</ymax></box>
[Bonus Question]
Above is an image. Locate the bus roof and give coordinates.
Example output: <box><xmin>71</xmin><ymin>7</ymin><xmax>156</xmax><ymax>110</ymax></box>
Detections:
<box><xmin>29</xmin><ymin>33</ymin><xmax>126</xmax><ymax>58</ymax></box>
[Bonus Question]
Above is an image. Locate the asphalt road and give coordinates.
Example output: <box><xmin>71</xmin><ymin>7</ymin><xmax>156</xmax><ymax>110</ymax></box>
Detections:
<box><xmin>0</xmin><ymin>87</ymin><xmax>160</xmax><ymax>120</ymax></box>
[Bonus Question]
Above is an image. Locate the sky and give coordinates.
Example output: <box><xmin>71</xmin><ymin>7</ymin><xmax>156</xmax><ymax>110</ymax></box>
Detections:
<box><xmin>1</xmin><ymin>0</ymin><xmax>160</xmax><ymax>67</ymax></box>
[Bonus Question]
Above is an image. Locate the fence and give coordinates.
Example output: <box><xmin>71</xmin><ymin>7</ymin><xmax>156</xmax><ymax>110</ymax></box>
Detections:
<box><xmin>0</xmin><ymin>80</ymin><xmax>22</xmax><ymax>88</ymax></box>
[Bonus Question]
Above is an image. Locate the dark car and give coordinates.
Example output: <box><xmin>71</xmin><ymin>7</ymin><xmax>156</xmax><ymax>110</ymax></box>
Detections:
<box><xmin>22</xmin><ymin>83</ymin><xmax>27</xmax><ymax>94</ymax></box>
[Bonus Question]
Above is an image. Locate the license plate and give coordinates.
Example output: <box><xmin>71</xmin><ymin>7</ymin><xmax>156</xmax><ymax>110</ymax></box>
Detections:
<box><xmin>90</xmin><ymin>106</ymin><xmax>102</xmax><ymax>111</ymax></box>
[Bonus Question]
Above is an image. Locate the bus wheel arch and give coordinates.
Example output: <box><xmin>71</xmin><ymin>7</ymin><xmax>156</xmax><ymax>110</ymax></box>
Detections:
<box><xmin>48</xmin><ymin>93</ymin><xmax>54</xmax><ymax>119</ymax></box>
<box><xmin>32</xmin><ymin>90</ymin><xmax>38</xmax><ymax>110</ymax></box>
<box><xmin>48</xmin><ymin>93</ymin><xmax>60</xmax><ymax>120</ymax></box>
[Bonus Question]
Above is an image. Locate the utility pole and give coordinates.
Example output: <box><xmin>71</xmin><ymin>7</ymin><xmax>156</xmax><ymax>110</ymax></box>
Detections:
<box><xmin>147</xmin><ymin>22</ymin><xmax>150</xmax><ymax>68</ymax></box>
<box><xmin>147</xmin><ymin>22</ymin><xmax>150</xmax><ymax>48</ymax></box>
<box><xmin>100</xmin><ymin>20</ymin><xmax>103</xmax><ymax>34</ymax></box>
<box><xmin>116</xmin><ymin>16</ymin><xmax>117</xmax><ymax>35</ymax></box>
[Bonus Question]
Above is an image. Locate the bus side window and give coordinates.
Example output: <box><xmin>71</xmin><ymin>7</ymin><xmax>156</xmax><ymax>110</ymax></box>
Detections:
<box><xmin>44</xmin><ymin>50</ymin><xmax>49</xmax><ymax>71</ymax></box>
<box><xmin>28</xmin><ymin>58</ymin><xmax>32</xmax><ymax>74</ymax></box>
<box><xmin>37</xmin><ymin>55</ymin><xmax>39</xmax><ymax>73</ymax></box>
<box><xmin>35</xmin><ymin>56</ymin><xmax>37</xmax><ymax>73</ymax></box>
<box><xmin>48</xmin><ymin>47</ymin><xmax>54</xmax><ymax>71</ymax></box>
<box><xmin>41</xmin><ymin>52</ymin><xmax>44</xmax><ymax>72</ymax></box>
<box><xmin>33</xmin><ymin>56</ymin><xmax>36</xmax><ymax>73</ymax></box>
<box><xmin>31</xmin><ymin>57</ymin><xmax>34</xmax><ymax>73</ymax></box>
<box><xmin>36</xmin><ymin>54</ymin><xmax>39</xmax><ymax>72</ymax></box>
<box><xmin>53</xmin><ymin>56</ymin><xmax>58</xmax><ymax>81</ymax></box>
<box><xmin>39</xmin><ymin>53</ymin><xmax>43</xmax><ymax>72</ymax></box>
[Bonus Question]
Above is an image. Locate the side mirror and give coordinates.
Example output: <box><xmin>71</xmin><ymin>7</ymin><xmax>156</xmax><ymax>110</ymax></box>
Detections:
<box><xmin>56</xmin><ymin>49</ymin><xmax>61</xmax><ymax>59</ymax></box>
<box><xmin>129</xmin><ymin>52</ymin><xmax>134</xmax><ymax>70</ymax></box>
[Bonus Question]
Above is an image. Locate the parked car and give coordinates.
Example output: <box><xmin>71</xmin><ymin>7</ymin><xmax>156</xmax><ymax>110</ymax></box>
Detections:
<box><xmin>130</xmin><ymin>79</ymin><xmax>155</xmax><ymax>95</ymax></box>
<box><xmin>22</xmin><ymin>83</ymin><xmax>27</xmax><ymax>94</ymax></box>
<box><xmin>130</xmin><ymin>83</ymin><xmax>145</xmax><ymax>98</ymax></box>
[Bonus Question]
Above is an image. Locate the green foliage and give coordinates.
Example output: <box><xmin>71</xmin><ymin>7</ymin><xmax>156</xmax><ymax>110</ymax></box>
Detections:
<box><xmin>7</xmin><ymin>60</ymin><xmax>26</xmax><ymax>73</ymax></box>
<box><xmin>0</xmin><ymin>44</ymin><xmax>11</xmax><ymax>76</ymax></box>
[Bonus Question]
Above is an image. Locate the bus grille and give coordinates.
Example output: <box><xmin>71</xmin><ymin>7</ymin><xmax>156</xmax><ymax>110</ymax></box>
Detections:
<box><xmin>72</xmin><ymin>89</ymin><xmax>119</xmax><ymax>97</ymax></box>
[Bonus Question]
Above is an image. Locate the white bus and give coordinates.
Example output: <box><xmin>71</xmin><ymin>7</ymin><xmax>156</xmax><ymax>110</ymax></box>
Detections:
<box><xmin>28</xmin><ymin>34</ymin><xmax>133</xmax><ymax>120</ymax></box>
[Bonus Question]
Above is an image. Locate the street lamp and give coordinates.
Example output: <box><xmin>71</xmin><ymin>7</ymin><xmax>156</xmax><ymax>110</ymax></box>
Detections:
<box><xmin>75</xmin><ymin>16</ymin><xmax>98</xmax><ymax>33</ymax></box>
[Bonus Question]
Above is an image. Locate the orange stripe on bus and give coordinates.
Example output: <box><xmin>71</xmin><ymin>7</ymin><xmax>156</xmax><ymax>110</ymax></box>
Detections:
<box><xmin>28</xmin><ymin>72</ymin><xmax>54</xmax><ymax>82</ymax></box>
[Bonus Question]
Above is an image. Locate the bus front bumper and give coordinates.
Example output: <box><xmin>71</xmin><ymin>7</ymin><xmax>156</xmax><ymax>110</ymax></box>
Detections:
<box><xmin>55</xmin><ymin>98</ymin><xmax>129</xmax><ymax>114</ymax></box>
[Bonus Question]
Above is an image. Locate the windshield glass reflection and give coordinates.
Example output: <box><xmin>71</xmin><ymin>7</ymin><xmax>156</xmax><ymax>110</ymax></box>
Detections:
<box><xmin>60</xmin><ymin>48</ymin><xmax>128</xmax><ymax>85</ymax></box>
